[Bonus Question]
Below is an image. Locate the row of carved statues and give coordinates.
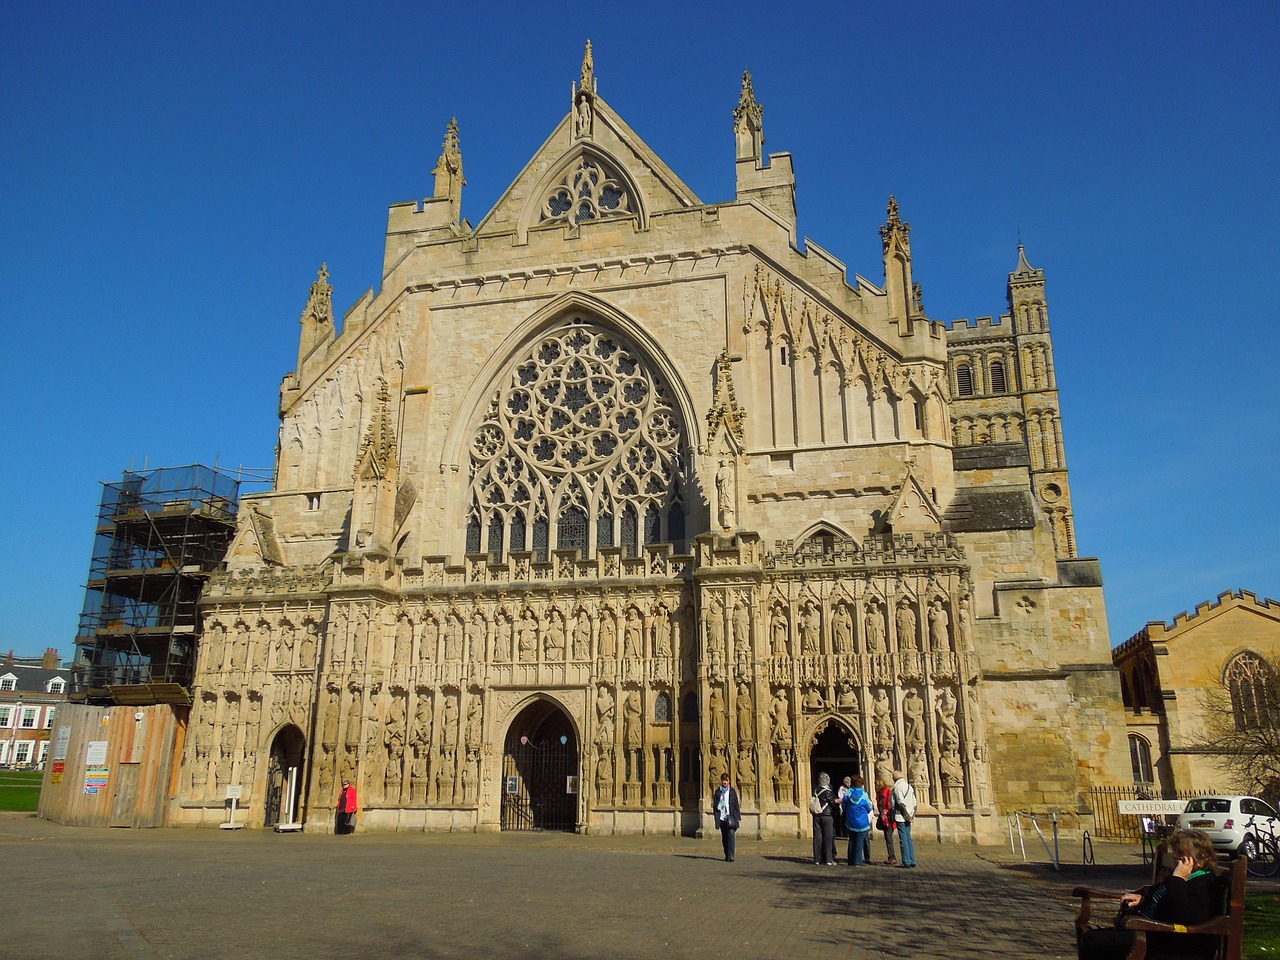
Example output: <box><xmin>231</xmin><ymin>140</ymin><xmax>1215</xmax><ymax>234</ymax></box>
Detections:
<box><xmin>198</xmin><ymin>582</ymin><xmax>972</xmax><ymax>680</ymax></box>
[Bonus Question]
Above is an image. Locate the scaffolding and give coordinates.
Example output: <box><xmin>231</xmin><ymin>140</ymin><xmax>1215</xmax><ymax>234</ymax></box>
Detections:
<box><xmin>72</xmin><ymin>465</ymin><xmax>247</xmax><ymax>705</ymax></box>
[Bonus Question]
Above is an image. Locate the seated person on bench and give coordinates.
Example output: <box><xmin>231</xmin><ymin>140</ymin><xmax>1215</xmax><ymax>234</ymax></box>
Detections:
<box><xmin>1079</xmin><ymin>829</ymin><xmax>1224</xmax><ymax>960</ymax></box>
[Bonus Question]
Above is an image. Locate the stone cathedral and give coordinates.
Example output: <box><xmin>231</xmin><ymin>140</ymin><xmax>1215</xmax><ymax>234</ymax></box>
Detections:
<box><xmin>176</xmin><ymin>48</ymin><xmax>1130</xmax><ymax>839</ymax></box>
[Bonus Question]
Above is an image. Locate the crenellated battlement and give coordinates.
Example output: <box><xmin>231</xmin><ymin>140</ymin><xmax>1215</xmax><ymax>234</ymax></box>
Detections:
<box><xmin>946</xmin><ymin>314</ymin><xmax>1014</xmax><ymax>340</ymax></box>
<box><xmin>1117</xmin><ymin>588</ymin><xmax>1280</xmax><ymax>653</ymax></box>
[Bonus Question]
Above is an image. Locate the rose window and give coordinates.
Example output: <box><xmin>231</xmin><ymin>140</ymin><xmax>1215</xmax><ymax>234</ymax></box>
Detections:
<box><xmin>467</xmin><ymin>323</ymin><xmax>687</xmax><ymax>560</ymax></box>
<box><xmin>539</xmin><ymin>157</ymin><xmax>631</xmax><ymax>226</ymax></box>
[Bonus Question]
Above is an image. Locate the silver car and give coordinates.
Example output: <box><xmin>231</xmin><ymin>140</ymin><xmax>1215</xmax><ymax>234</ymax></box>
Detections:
<box><xmin>1177</xmin><ymin>795</ymin><xmax>1280</xmax><ymax>859</ymax></box>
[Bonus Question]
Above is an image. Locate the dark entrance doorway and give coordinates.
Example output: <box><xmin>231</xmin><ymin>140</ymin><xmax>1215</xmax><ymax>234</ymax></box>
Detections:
<box><xmin>501</xmin><ymin>700</ymin><xmax>579</xmax><ymax>832</ymax></box>
<box><xmin>264</xmin><ymin>724</ymin><xmax>306</xmax><ymax>828</ymax></box>
<box><xmin>809</xmin><ymin>720</ymin><xmax>861</xmax><ymax>837</ymax></box>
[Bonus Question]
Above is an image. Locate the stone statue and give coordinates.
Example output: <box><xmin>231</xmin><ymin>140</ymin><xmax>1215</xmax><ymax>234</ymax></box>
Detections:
<box><xmin>595</xmin><ymin>686</ymin><xmax>614</xmax><ymax>747</ymax></box>
<box><xmin>872</xmin><ymin>688</ymin><xmax>893</xmax><ymax>746</ymax></box>
<box><xmin>493</xmin><ymin>613</ymin><xmax>511</xmax><ymax>663</ymax></box>
<box><xmin>412</xmin><ymin>695</ymin><xmax>432</xmax><ymax>751</ymax></box>
<box><xmin>394</xmin><ymin>614</ymin><xmax>413</xmax><ymax>665</ymax></box>
<box><xmin>623</xmin><ymin>608</ymin><xmax>643</xmax><ymax>659</ymax></box>
<box><xmin>936</xmin><ymin>687</ymin><xmax>959</xmax><ymax>752</ymax></box>
<box><xmin>623</xmin><ymin>692</ymin><xmax>642</xmax><ymax>750</ymax></box>
<box><xmin>735</xmin><ymin>684</ymin><xmax>753</xmax><ymax>744</ymax></box>
<box><xmin>732</xmin><ymin>598</ymin><xmax>750</xmax><ymax>657</ymax></box>
<box><xmin>444</xmin><ymin>614</ymin><xmax>463</xmax><ymax>661</ymax></box>
<box><xmin>832</xmin><ymin>605</ymin><xmax>853</xmax><ymax>654</ymax></box>
<box><xmin>299</xmin><ymin>619</ymin><xmax>318</xmax><ymax>669</ymax></box>
<box><xmin>737</xmin><ymin>747</ymin><xmax>755</xmax><ymax>788</ymax></box>
<box><xmin>709</xmin><ymin>685</ymin><xmax>726</xmax><ymax>744</ymax></box>
<box><xmin>653</xmin><ymin>610</ymin><xmax>672</xmax><ymax>658</ymax></box>
<box><xmin>595</xmin><ymin>744</ymin><xmax>613</xmax><ymax>795</ymax></box>
<box><xmin>910</xmin><ymin>747</ymin><xmax>930</xmax><ymax>807</ymax></box>
<box><xmin>929</xmin><ymin>601</ymin><xmax>951</xmax><ymax>653</ymax></box>
<box><xmin>800</xmin><ymin>602</ymin><xmax>820</xmax><ymax>655</ymax></box>
<box><xmin>517</xmin><ymin>611</ymin><xmax>537</xmax><ymax>662</ymax></box>
<box><xmin>769</xmin><ymin>690</ymin><xmax>792</xmax><ymax>745</ymax></box>
<box><xmin>865</xmin><ymin>603</ymin><xmax>887</xmax><ymax>654</ymax></box>
<box><xmin>442</xmin><ymin>696</ymin><xmax>459</xmax><ymax>752</ymax></box>
<box><xmin>896</xmin><ymin>601</ymin><xmax>918</xmax><ymax>652</ymax></box>
<box><xmin>467</xmin><ymin>612</ymin><xmax>487</xmax><ymax>662</ymax></box>
<box><xmin>598</xmin><ymin>610</ymin><xmax>617</xmax><ymax>659</ymax></box>
<box><xmin>770</xmin><ymin>610</ymin><xmax>789</xmax><ymax>657</ymax></box>
<box><xmin>705</xmin><ymin>598</ymin><xmax>724</xmax><ymax>656</ymax></box>
<box><xmin>836</xmin><ymin>681</ymin><xmax>856</xmax><ymax>710</ymax></box>
<box><xmin>875</xmin><ymin>748</ymin><xmax>895</xmax><ymax>788</ymax></box>
<box><xmin>572</xmin><ymin>611</ymin><xmax>591</xmax><ymax>661</ymax></box>
<box><xmin>545</xmin><ymin>612</ymin><xmax>565</xmax><ymax>662</ymax></box>
<box><xmin>203</xmin><ymin>622</ymin><xmax>225</xmax><ymax>673</ymax></box>
<box><xmin>903</xmin><ymin>688</ymin><xmax>925</xmax><ymax>749</ymax></box>
<box><xmin>715</xmin><ymin>459</ymin><xmax>735</xmax><ymax>529</ymax></box>
<box><xmin>465</xmin><ymin>696</ymin><xmax>483</xmax><ymax>751</ymax></box>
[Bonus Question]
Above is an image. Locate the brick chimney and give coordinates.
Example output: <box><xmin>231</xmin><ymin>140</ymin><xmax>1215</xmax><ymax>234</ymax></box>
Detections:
<box><xmin>42</xmin><ymin>647</ymin><xmax>59</xmax><ymax>670</ymax></box>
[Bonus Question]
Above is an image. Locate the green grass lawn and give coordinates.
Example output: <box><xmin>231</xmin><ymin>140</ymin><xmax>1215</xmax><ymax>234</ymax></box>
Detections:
<box><xmin>1246</xmin><ymin>894</ymin><xmax>1280</xmax><ymax>959</ymax></box>
<box><xmin>0</xmin><ymin>770</ymin><xmax>43</xmax><ymax>811</ymax></box>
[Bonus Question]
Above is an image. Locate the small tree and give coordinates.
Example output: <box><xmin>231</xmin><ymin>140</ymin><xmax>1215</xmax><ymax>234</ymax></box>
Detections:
<box><xmin>1194</xmin><ymin>652</ymin><xmax>1280</xmax><ymax>802</ymax></box>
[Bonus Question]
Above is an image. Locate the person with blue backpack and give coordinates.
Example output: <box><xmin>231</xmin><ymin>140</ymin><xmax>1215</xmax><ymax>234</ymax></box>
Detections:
<box><xmin>841</xmin><ymin>775</ymin><xmax>874</xmax><ymax>865</ymax></box>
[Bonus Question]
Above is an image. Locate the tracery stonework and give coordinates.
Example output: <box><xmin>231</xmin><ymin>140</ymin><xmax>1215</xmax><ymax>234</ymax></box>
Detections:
<box><xmin>182</xmin><ymin>49</ymin><xmax>1129</xmax><ymax>841</ymax></box>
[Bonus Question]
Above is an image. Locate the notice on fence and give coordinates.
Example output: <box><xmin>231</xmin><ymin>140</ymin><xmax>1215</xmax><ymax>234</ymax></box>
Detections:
<box><xmin>52</xmin><ymin>725</ymin><xmax>71</xmax><ymax>762</ymax></box>
<box><xmin>1118</xmin><ymin>799</ymin><xmax>1188</xmax><ymax>815</ymax></box>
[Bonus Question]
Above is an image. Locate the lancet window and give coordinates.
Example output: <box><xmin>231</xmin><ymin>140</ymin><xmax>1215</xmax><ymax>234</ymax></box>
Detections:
<box><xmin>467</xmin><ymin>322</ymin><xmax>688</xmax><ymax>561</ymax></box>
<box><xmin>540</xmin><ymin>156</ymin><xmax>631</xmax><ymax>226</ymax></box>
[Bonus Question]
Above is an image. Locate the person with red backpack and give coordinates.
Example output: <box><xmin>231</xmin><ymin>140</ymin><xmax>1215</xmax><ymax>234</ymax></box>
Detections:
<box><xmin>876</xmin><ymin>780</ymin><xmax>897</xmax><ymax>864</ymax></box>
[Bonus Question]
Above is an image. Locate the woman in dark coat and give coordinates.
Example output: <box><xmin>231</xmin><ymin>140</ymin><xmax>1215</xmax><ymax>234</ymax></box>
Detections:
<box><xmin>713</xmin><ymin>773</ymin><xmax>742</xmax><ymax>862</ymax></box>
<box><xmin>811</xmin><ymin>772</ymin><xmax>837</xmax><ymax>865</ymax></box>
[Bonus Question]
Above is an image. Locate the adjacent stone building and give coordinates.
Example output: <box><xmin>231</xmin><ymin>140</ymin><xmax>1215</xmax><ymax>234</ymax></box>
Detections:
<box><xmin>1114</xmin><ymin>589</ymin><xmax>1280</xmax><ymax>797</ymax></box>
<box><xmin>175</xmin><ymin>49</ymin><xmax>1129</xmax><ymax>837</ymax></box>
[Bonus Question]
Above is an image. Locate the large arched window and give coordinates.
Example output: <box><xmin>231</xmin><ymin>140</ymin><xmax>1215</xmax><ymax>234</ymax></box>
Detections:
<box><xmin>1226</xmin><ymin>652</ymin><xmax>1279</xmax><ymax>731</ymax></box>
<box><xmin>467</xmin><ymin>322</ymin><xmax>689</xmax><ymax>561</ymax></box>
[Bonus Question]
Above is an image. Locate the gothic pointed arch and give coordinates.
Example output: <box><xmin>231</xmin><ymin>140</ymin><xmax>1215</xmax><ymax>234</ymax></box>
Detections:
<box><xmin>443</xmin><ymin>294</ymin><xmax>698</xmax><ymax>560</ymax></box>
<box><xmin>516</xmin><ymin>145</ymin><xmax>648</xmax><ymax>241</ymax></box>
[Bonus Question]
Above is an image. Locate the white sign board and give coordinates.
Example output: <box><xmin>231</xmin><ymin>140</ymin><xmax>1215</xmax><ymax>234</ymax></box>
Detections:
<box><xmin>85</xmin><ymin>740</ymin><xmax>109</xmax><ymax>766</ymax></box>
<box><xmin>225</xmin><ymin>785</ymin><xmax>243</xmax><ymax>801</ymax></box>
<box><xmin>52</xmin><ymin>725</ymin><xmax>72</xmax><ymax>762</ymax></box>
<box><xmin>1117</xmin><ymin>799</ymin><xmax>1188</xmax><ymax>816</ymax></box>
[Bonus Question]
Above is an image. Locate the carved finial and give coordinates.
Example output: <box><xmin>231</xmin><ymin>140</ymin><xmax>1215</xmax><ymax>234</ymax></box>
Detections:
<box><xmin>354</xmin><ymin>379</ymin><xmax>398</xmax><ymax>480</ymax></box>
<box><xmin>432</xmin><ymin>117</ymin><xmax>465</xmax><ymax>208</ymax></box>
<box><xmin>705</xmin><ymin>350</ymin><xmax>747</xmax><ymax>450</ymax></box>
<box><xmin>1010</xmin><ymin>241</ymin><xmax>1045</xmax><ymax>284</ymax></box>
<box><xmin>580</xmin><ymin>39</ymin><xmax>595</xmax><ymax>91</ymax></box>
<box><xmin>301</xmin><ymin>262</ymin><xmax>334</xmax><ymax>327</ymax></box>
<box><xmin>733</xmin><ymin>69</ymin><xmax>764</xmax><ymax>162</ymax></box>
<box><xmin>880</xmin><ymin>195</ymin><xmax>911</xmax><ymax>255</ymax></box>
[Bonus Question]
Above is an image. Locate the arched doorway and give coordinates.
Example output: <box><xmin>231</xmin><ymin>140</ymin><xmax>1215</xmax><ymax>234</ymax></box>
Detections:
<box><xmin>501</xmin><ymin>700</ymin><xmax>579</xmax><ymax>832</ymax></box>
<box><xmin>264</xmin><ymin>724</ymin><xmax>306</xmax><ymax>829</ymax></box>
<box><xmin>809</xmin><ymin>719</ymin><xmax>861</xmax><ymax>836</ymax></box>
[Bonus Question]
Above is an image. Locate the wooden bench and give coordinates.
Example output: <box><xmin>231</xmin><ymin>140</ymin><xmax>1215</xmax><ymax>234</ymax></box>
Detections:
<box><xmin>1072</xmin><ymin>855</ymin><xmax>1246</xmax><ymax>960</ymax></box>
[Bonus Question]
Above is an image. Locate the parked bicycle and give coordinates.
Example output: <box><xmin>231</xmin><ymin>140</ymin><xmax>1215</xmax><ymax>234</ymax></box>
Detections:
<box><xmin>1242</xmin><ymin>815</ymin><xmax>1280</xmax><ymax>878</ymax></box>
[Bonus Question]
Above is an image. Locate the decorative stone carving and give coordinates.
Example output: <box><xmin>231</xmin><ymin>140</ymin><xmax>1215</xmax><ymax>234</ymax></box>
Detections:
<box><xmin>903</xmin><ymin>687</ymin><xmax>925</xmax><ymax>749</ymax></box>
<box><xmin>598</xmin><ymin>608</ymin><xmax>617</xmax><ymax>660</ymax></box>
<box><xmin>896</xmin><ymin>600</ymin><xmax>919</xmax><ymax>653</ymax></box>
<box><xmin>465</xmin><ymin>694</ymin><xmax>483</xmax><ymax>752</ymax></box>
<box><xmin>929</xmin><ymin>600</ymin><xmax>951</xmax><ymax>653</ymax></box>
<box><xmin>623</xmin><ymin>607</ymin><xmax>643</xmax><ymax>659</ymax></box>
<box><xmin>770</xmin><ymin>608</ymin><xmax>790</xmax><ymax>657</ymax></box>
<box><xmin>910</xmin><ymin>746</ymin><xmax>930</xmax><ymax>807</ymax></box>
<box><xmin>936</xmin><ymin>687</ymin><xmax>959</xmax><ymax>752</ymax></box>
<box><xmin>715</xmin><ymin>459</ymin><xmax>736</xmax><ymax>530</ymax></box>
<box><xmin>872</xmin><ymin>688</ymin><xmax>893</xmax><ymax>747</ymax></box>
<box><xmin>708</xmin><ymin>685</ymin><xmax>726</xmax><ymax>746</ymax></box>
<box><xmin>545</xmin><ymin>610</ymin><xmax>566</xmax><ymax>662</ymax></box>
<box><xmin>735</xmin><ymin>683</ymin><xmax>753</xmax><ymax>746</ymax></box>
<box><xmin>769</xmin><ymin>688</ymin><xmax>791</xmax><ymax>745</ymax></box>
<box><xmin>800</xmin><ymin>601</ymin><xmax>820</xmax><ymax>655</ymax></box>
<box><xmin>832</xmin><ymin>604</ymin><xmax>854</xmax><ymax>654</ymax></box>
<box><xmin>594</xmin><ymin>685</ymin><xmax>614</xmax><ymax>748</ymax></box>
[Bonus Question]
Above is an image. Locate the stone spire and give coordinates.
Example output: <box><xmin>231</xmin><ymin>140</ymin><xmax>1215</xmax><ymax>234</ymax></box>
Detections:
<box><xmin>880</xmin><ymin>196</ymin><xmax>918</xmax><ymax>327</ymax></box>
<box><xmin>733</xmin><ymin>70</ymin><xmax>764</xmax><ymax>162</ymax></box>
<box><xmin>432</xmin><ymin>117</ymin><xmax>465</xmax><ymax>220</ymax></box>
<box><xmin>705</xmin><ymin>350</ymin><xmax>747</xmax><ymax>452</ymax></box>
<box><xmin>572</xmin><ymin>41</ymin><xmax>596</xmax><ymax>139</ymax></box>
<box><xmin>1010</xmin><ymin>241</ymin><xmax>1044</xmax><ymax>283</ymax></box>
<box><xmin>298</xmin><ymin>262</ymin><xmax>335</xmax><ymax>369</ymax></box>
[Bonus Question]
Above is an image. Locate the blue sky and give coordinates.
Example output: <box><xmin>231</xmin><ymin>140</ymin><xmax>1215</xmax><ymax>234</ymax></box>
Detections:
<box><xmin>2</xmin><ymin>1</ymin><xmax>1277</xmax><ymax>660</ymax></box>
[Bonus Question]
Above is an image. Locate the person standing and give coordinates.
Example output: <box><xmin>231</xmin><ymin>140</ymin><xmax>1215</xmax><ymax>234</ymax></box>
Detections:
<box><xmin>811</xmin><ymin>772</ymin><xmax>837</xmax><ymax>865</ymax></box>
<box><xmin>841</xmin><ymin>775</ymin><xmax>874</xmax><ymax>865</ymax></box>
<box><xmin>876</xmin><ymin>780</ymin><xmax>898</xmax><ymax>864</ymax></box>
<box><xmin>891</xmin><ymin>770</ymin><xmax>917</xmax><ymax>867</ymax></box>
<box><xmin>713</xmin><ymin>773</ymin><xmax>741</xmax><ymax>862</ymax></box>
<box><xmin>336</xmin><ymin>779</ymin><xmax>358</xmax><ymax>835</ymax></box>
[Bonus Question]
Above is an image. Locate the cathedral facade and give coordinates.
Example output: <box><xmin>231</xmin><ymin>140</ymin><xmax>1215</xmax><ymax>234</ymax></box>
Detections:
<box><xmin>176</xmin><ymin>50</ymin><xmax>1129</xmax><ymax>838</ymax></box>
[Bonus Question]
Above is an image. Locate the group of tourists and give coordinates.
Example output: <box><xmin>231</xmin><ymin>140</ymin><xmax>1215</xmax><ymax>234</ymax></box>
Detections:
<box><xmin>712</xmin><ymin>769</ymin><xmax>919</xmax><ymax>868</ymax></box>
<box><xmin>809</xmin><ymin>770</ymin><xmax>917</xmax><ymax>867</ymax></box>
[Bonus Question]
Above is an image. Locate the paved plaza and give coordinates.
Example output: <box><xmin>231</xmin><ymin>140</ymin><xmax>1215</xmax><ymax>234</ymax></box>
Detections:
<box><xmin>2</xmin><ymin>812</ymin><xmax>1189</xmax><ymax>960</ymax></box>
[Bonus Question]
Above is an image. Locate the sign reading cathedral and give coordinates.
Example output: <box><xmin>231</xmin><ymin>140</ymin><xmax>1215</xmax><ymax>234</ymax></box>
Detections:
<box><xmin>178</xmin><ymin>46</ymin><xmax>1129</xmax><ymax>839</ymax></box>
